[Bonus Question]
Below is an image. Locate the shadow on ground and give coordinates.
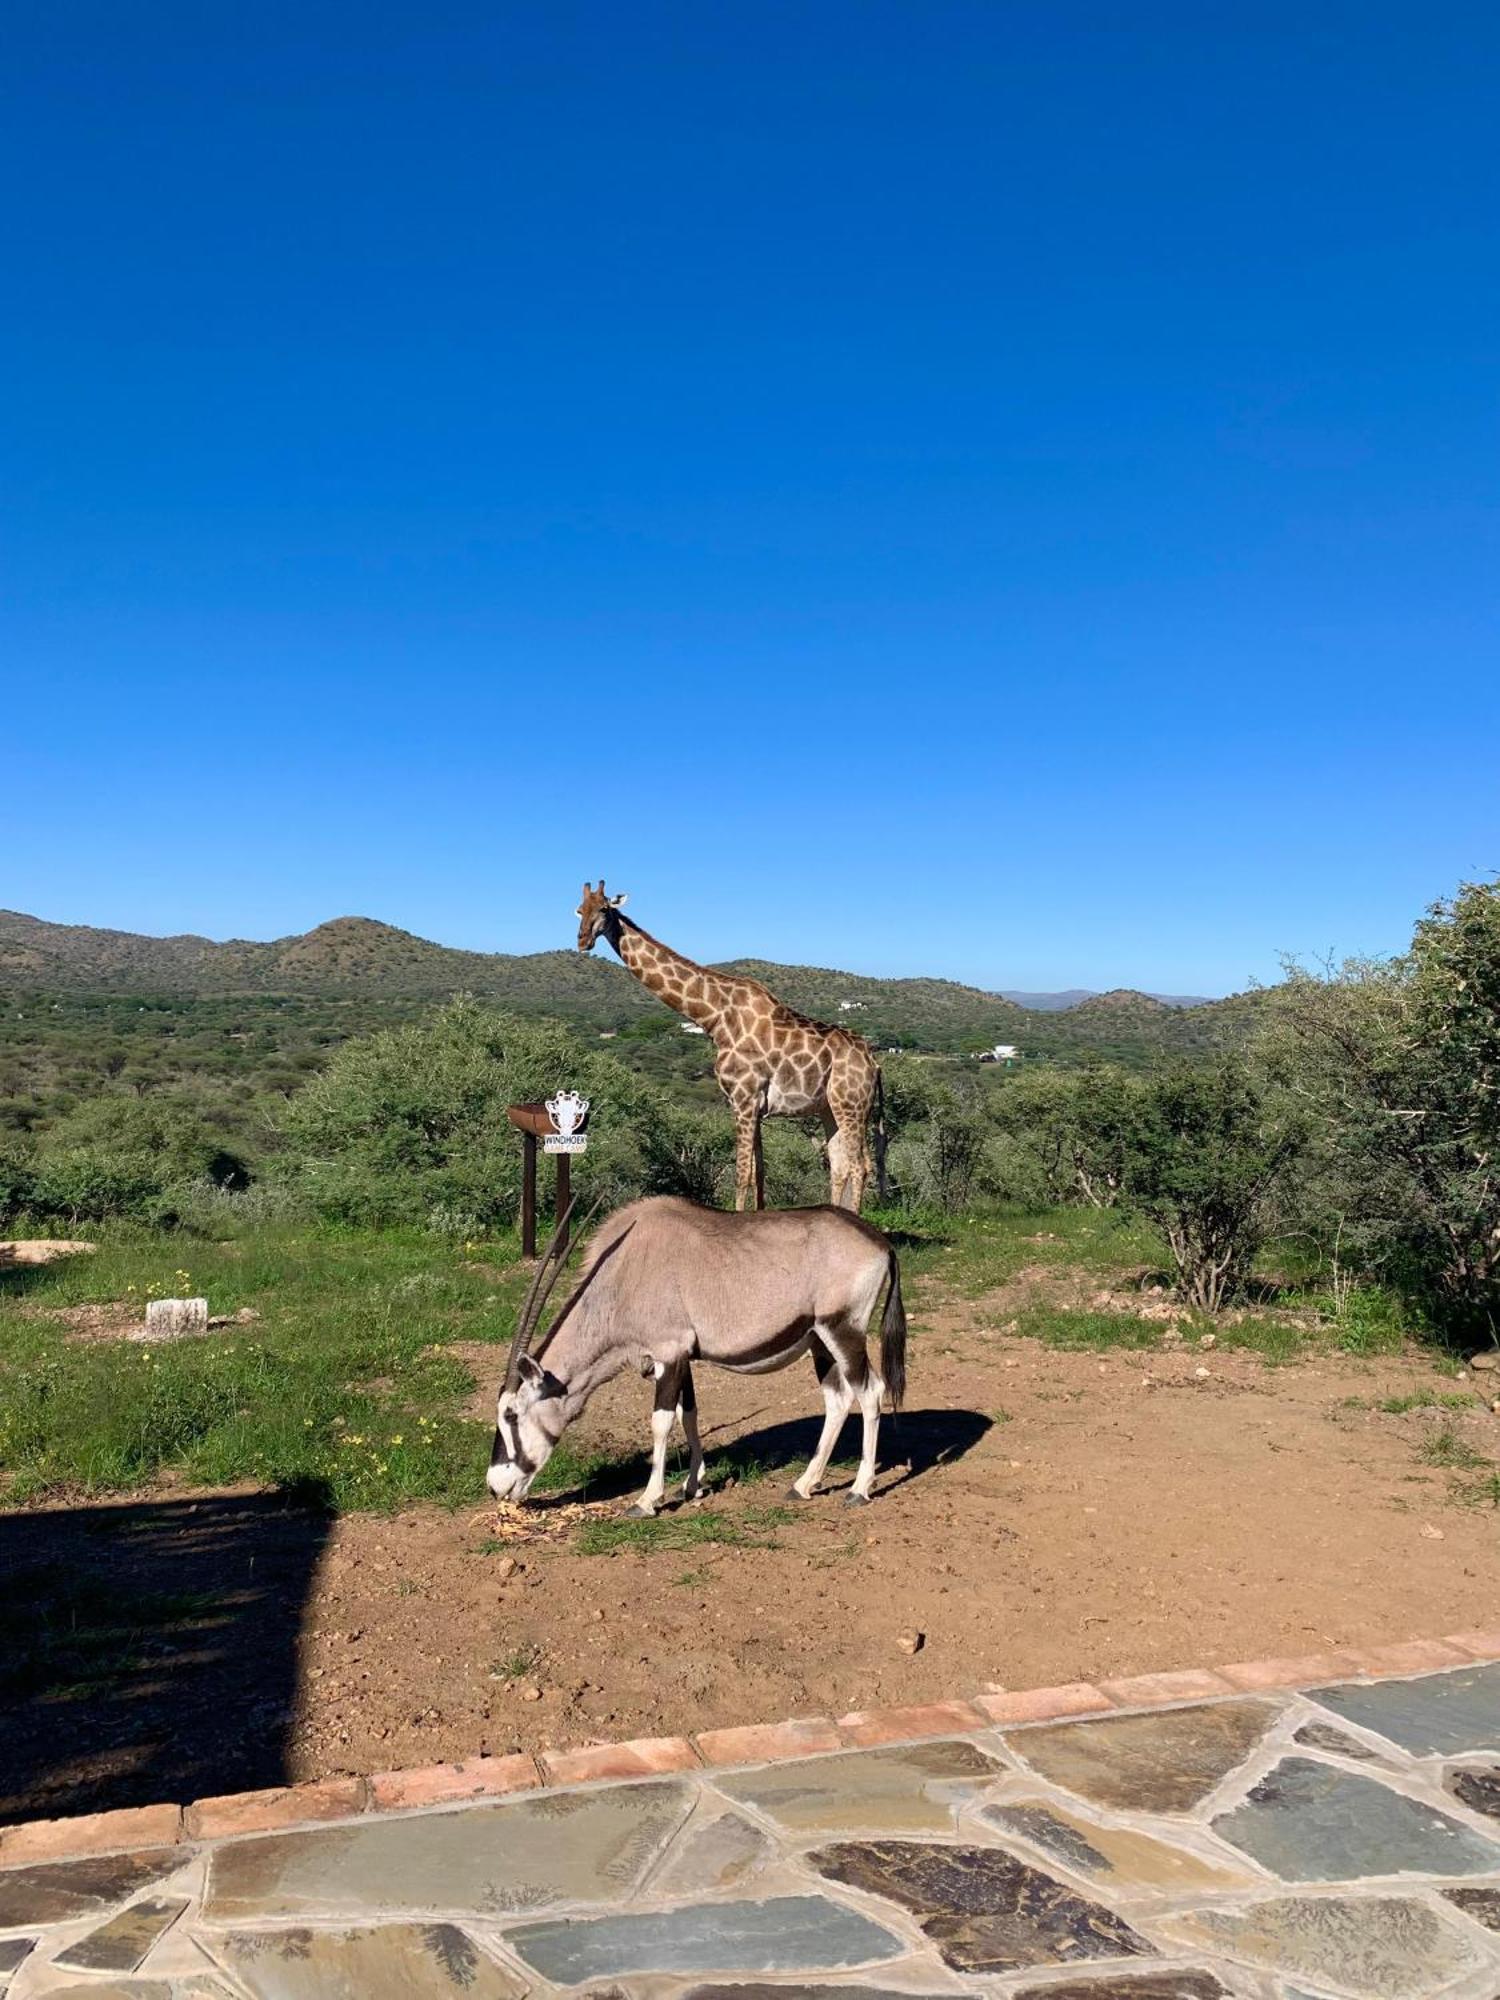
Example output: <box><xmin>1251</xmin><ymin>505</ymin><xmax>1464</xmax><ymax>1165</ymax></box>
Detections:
<box><xmin>542</xmin><ymin>1405</ymin><xmax>992</xmax><ymax>1507</ymax></box>
<box><xmin>0</xmin><ymin>1488</ymin><xmax>332</xmax><ymax>1825</ymax></box>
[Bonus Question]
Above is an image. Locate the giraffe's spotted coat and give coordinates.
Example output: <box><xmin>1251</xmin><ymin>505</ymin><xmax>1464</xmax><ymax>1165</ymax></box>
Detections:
<box><xmin>577</xmin><ymin>883</ymin><xmax>882</xmax><ymax>1210</ymax></box>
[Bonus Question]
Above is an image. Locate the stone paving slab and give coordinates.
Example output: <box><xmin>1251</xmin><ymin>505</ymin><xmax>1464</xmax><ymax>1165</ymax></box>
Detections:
<box><xmin>207</xmin><ymin>1923</ymin><xmax>527</xmax><ymax>1997</ymax></box>
<box><xmin>981</xmin><ymin>1799</ymin><xmax>1254</xmax><ymax>1893</ymax></box>
<box><xmin>1307</xmin><ymin>1661</ymin><xmax>1500</xmax><ymax>1757</ymax></box>
<box><xmin>1209</xmin><ymin>1755</ymin><xmax>1500</xmax><ymax>1880</ymax></box>
<box><xmin>51</xmin><ymin>1897</ymin><xmax>189</xmax><ymax>1974</ymax></box>
<box><xmin>201</xmin><ymin>1777</ymin><xmax>693</xmax><ymax>1921</ymax></box>
<box><xmin>718</xmin><ymin>1740</ymin><xmax>1005</xmax><ymax>1836</ymax></box>
<box><xmin>4</xmin><ymin>1651</ymin><xmax>1500</xmax><ymax>1999</ymax></box>
<box><xmin>809</xmin><ymin>1839</ymin><xmax>1151</xmax><ymax>1974</ymax></box>
<box><xmin>1160</xmin><ymin>1892</ymin><xmax>1491</xmax><ymax>1998</ymax></box>
<box><xmin>1000</xmin><ymin>1700</ymin><xmax>1278</xmax><ymax>1814</ymax></box>
<box><xmin>509</xmin><ymin>1894</ymin><xmax>909</xmax><ymax>1983</ymax></box>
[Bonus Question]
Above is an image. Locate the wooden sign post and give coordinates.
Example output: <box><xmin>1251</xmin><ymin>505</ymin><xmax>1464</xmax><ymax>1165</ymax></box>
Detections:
<box><xmin>507</xmin><ymin>1092</ymin><xmax>590</xmax><ymax>1258</ymax></box>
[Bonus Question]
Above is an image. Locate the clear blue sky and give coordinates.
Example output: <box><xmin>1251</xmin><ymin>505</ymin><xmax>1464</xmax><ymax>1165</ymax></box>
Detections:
<box><xmin>3</xmin><ymin>4</ymin><xmax>1496</xmax><ymax>996</ymax></box>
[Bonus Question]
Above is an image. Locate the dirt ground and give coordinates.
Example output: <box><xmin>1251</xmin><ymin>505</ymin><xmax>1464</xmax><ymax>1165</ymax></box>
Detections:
<box><xmin>9</xmin><ymin>1284</ymin><xmax>1500</xmax><ymax>1824</ymax></box>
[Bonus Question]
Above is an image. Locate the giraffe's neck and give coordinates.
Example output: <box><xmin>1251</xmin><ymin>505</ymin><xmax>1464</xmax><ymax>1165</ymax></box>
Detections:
<box><xmin>607</xmin><ymin>914</ymin><xmax>732</xmax><ymax>1029</ymax></box>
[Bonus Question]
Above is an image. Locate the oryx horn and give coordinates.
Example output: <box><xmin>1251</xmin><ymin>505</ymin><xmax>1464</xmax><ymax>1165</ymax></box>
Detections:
<box><xmin>503</xmin><ymin>1194</ymin><xmax>604</xmax><ymax>1390</ymax></box>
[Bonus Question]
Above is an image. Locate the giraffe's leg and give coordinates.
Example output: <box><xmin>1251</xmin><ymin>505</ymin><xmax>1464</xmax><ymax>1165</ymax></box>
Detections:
<box><xmin>826</xmin><ymin>1049</ymin><xmax>876</xmax><ymax>1212</ymax></box>
<box><xmin>732</xmin><ymin>1103</ymin><xmax>760</xmax><ymax>1212</ymax></box>
<box><xmin>827</xmin><ymin>1119</ymin><xmax>866</xmax><ymax>1211</ymax></box>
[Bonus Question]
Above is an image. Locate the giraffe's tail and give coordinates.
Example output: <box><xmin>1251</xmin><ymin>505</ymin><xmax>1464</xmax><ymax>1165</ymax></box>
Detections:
<box><xmin>873</xmin><ymin>1065</ymin><xmax>890</xmax><ymax>1205</ymax></box>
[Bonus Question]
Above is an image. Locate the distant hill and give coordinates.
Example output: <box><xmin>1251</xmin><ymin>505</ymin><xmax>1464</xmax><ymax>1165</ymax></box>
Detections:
<box><xmin>0</xmin><ymin>909</ymin><xmax>1261</xmax><ymax>1066</ymax></box>
<box><xmin>1001</xmin><ymin>988</ymin><xmax>1212</xmax><ymax>1011</ymax></box>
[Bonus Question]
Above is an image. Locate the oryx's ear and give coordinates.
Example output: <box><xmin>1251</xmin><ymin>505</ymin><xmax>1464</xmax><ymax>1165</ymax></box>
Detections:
<box><xmin>517</xmin><ymin>1354</ymin><xmax>545</xmax><ymax>1388</ymax></box>
<box><xmin>610</xmin><ymin>893</ymin><xmax>629</xmax><ymax>909</ymax></box>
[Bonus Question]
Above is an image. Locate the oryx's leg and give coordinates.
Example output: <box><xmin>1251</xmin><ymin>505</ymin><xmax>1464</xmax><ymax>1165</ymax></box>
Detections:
<box><xmin>849</xmin><ymin>1351</ymin><xmax>886</xmax><ymax>1503</ymax></box>
<box><xmin>787</xmin><ymin>1338</ymin><xmax>853</xmax><ymax>1501</ymax></box>
<box><xmin>630</xmin><ymin>1357</ymin><xmax>692</xmax><ymax>1518</ymax></box>
<box><xmin>818</xmin><ymin>1314</ymin><xmax>886</xmax><ymax>1505</ymax></box>
<box><xmin>678</xmin><ymin>1364</ymin><xmax>705</xmax><ymax>1501</ymax></box>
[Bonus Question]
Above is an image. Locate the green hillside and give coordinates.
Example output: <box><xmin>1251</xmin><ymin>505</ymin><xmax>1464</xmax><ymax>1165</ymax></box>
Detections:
<box><xmin>0</xmin><ymin>909</ymin><xmax>1265</xmax><ymax>1138</ymax></box>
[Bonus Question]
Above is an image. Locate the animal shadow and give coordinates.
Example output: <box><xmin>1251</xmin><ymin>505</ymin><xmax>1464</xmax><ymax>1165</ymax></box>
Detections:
<box><xmin>0</xmin><ymin>1488</ymin><xmax>333</xmax><ymax>1825</ymax></box>
<box><xmin>544</xmin><ymin>1405</ymin><xmax>990</xmax><ymax>1507</ymax></box>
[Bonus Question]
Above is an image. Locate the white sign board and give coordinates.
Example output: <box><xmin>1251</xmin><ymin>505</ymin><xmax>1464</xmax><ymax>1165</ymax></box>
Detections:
<box><xmin>543</xmin><ymin>1089</ymin><xmax>590</xmax><ymax>1154</ymax></box>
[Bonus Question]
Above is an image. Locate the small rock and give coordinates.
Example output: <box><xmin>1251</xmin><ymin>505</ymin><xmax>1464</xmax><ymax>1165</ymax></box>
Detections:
<box><xmin>1194</xmin><ymin>1366</ymin><xmax>1211</xmax><ymax>1380</ymax></box>
<box><xmin>896</xmin><ymin>1629</ymin><xmax>924</xmax><ymax>1655</ymax></box>
<box><xmin>495</xmin><ymin>1556</ymin><xmax>518</xmax><ymax>1581</ymax></box>
<box><xmin>1198</xmin><ymin>1331</ymin><xmax>1217</xmax><ymax>1350</ymax></box>
<box><xmin>1419</xmin><ymin>1523</ymin><xmax>1444</xmax><ymax>1540</ymax></box>
<box><xmin>1471</xmin><ymin>1351</ymin><xmax>1497</xmax><ymax>1372</ymax></box>
<box><xmin>593</xmin><ymin>1608</ymin><xmax>606</xmax><ymax>1622</ymax></box>
<box><xmin>520</xmin><ymin>1684</ymin><xmax>543</xmax><ymax>1702</ymax></box>
<box><xmin>1491</xmin><ymin>1398</ymin><xmax>1500</xmax><ymax>1416</ymax></box>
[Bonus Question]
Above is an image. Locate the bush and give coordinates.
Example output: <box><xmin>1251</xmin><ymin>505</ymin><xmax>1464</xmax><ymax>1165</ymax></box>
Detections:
<box><xmin>11</xmin><ymin>1097</ymin><xmax>253</xmax><ymax>1228</ymax></box>
<box><xmin>1268</xmin><ymin>878</ymin><xmax>1500</xmax><ymax>1347</ymax></box>
<box><xmin>274</xmin><ymin>998</ymin><xmax>712</xmax><ymax>1229</ymax></box>
<box><xmin>0</xmin><ymin>1144</ymin><xmax>38</xmax><ymax>1228</ymax></box>
<box><xmin>877</xmin><ymin>1058</ymin><xmax>989</xmax><ymax>1211</ymax></box>
<box><xmin>1121</xmin><ymin>1056</ymin><xmax>1305</xmax><ymax>1311</ymax></box>
<box><xmin>986</xmin><ymin>1064</ymin><xmax>1143</xmax><ymax>1207</ymax></box>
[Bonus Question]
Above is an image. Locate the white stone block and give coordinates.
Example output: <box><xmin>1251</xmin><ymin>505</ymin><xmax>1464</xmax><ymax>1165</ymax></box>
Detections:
<box><xmin>144</xmin><ymin>1296</ymin><xmax>210</xmax><ymax>1340</ymax></box>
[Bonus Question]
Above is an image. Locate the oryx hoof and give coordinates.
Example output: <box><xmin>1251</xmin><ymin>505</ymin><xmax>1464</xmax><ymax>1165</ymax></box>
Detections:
<box><xmin>625</xmin><ymin>1504</ymin><xmax>657</xmax><ymax>1520</ymax></box>
<box><xmin>843</xmin><ymin>1490</ymin><xmax>871</xmax><ymax>1507</ymax></box>
<box><xmin>784</xmin><ymin>1484</ymin><xmax>815</xmax><ymax>1502</ymax></box>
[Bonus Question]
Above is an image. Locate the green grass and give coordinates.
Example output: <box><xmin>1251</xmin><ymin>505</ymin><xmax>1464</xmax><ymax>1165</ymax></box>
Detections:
<box><xmin>490</xmin><ymin>1643</ymin><xmax>543</xmax><ymax>1681</ymax></box>
<box><xmin>877</xmin><ymin>1203</ymin><xmax>1164</xmax><ymax>1300</ymax></box>
<box><xmin>574</xmin><ymin>1504</ymin><xmax>797</xmax><ymax>1557</ymax></box>
<box><xmin>1454</xmin><ymin>1471</ymin><xmax>1500</xmax><ymax>1509</ymax></box>
<box><xmin>1376</xmin><ymin>1391</ymin><xmax>1476</xmax><ymax>1415</ymax></box>
<box><xmin>1418</xmin><ymin>1426</ymin><xmax>1489</xmax><ymax>1471</ymax></box>
<box><xmin>0</xmin><ymin>1226</ymin><xmax>530</xmax><ymax>1509</ymax></box>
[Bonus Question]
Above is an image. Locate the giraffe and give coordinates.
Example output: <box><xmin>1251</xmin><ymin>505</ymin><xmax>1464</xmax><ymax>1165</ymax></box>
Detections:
<box><xmin>576</xmin><ymin>882</ymin><xmax>887</xmax><ymax>1213</ymax></box>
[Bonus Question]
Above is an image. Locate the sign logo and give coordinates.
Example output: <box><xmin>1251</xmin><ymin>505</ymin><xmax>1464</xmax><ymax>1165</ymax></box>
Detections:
<box><xmin>544</xmin><ymin>1089</ymin><xmax>590</xmax><ymax>1153</ymax></box>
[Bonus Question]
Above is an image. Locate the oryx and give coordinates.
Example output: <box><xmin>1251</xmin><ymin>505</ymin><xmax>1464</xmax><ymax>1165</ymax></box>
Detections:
<box><xmin>488</xmin><ymin>1196</ymin><xmax>907</xmax><ymax>1515</ymax></box>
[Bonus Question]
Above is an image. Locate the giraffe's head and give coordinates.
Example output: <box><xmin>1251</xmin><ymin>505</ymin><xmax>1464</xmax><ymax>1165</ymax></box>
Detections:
<box><xmin>576</xmin><ymin>880</ymin><xmax>628</xmax><ymax>952</ymax></box>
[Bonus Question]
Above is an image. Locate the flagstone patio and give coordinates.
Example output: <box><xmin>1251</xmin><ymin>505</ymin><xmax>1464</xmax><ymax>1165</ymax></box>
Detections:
<box><xmin>3</xmin><ymin>1654</ymin><xmax>1500</xmax><ymax>2000</ymax></box>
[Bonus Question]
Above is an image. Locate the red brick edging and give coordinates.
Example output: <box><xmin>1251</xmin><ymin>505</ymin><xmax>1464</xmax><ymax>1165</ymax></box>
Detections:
<box><xmin>3</xmin><ymin>1628</ymin><xmax>1497</xmax><ymax>1869</ymax></box>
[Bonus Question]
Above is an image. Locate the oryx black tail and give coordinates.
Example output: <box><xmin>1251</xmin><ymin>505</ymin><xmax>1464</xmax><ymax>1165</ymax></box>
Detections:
<box><xmin>880</xmin><ymin>1249</ymin><xmax>907</xmax><ymax>1410</ymax></box>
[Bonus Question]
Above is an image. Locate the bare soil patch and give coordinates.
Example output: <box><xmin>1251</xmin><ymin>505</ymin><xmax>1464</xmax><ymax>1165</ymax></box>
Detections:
<box><xmin>5</xmin><ymin>1296</ymin><xmax>1500</xmax><ymax>1819</ymax></box>
<box><xmin>0</xmin><ymin>1239</ymin><xmax>95</xmax><ymax>1267</ymax></box>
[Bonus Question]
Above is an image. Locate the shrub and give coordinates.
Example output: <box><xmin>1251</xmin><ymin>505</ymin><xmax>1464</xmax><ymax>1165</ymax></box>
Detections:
<box><xmin>1268</xmin><ymin>878</ymin><xmax>1500</xmax><ymax>1346</ymax></box>
<box><xmin>275</xmin><ymin>998</ymin><xmax>705</xmax><ymax>1229</ymax></box>
<box><xmin>986</xmin><ymin>1064</ymin><xmax>1143</xmax><ymax>1207</ymax></box>
<box><xmin>0</xmin><ymin>1144</ymin><xmax>38</xmax><ymax>1228</ymax></box>
<box><xmin>879</xmin><ymin>1060</ymin><xmax>989</xmax><ymax>1212</ymax></box>
<box><xmin>15</xmin><ymin>1097</ymin><xmax>253</xmax><ymax>1227</ymax></box>
<box><xmin>1122</xmin><ymin>1056</ymin><xmax>1305</xmax><ymax>1311</ymax></box>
